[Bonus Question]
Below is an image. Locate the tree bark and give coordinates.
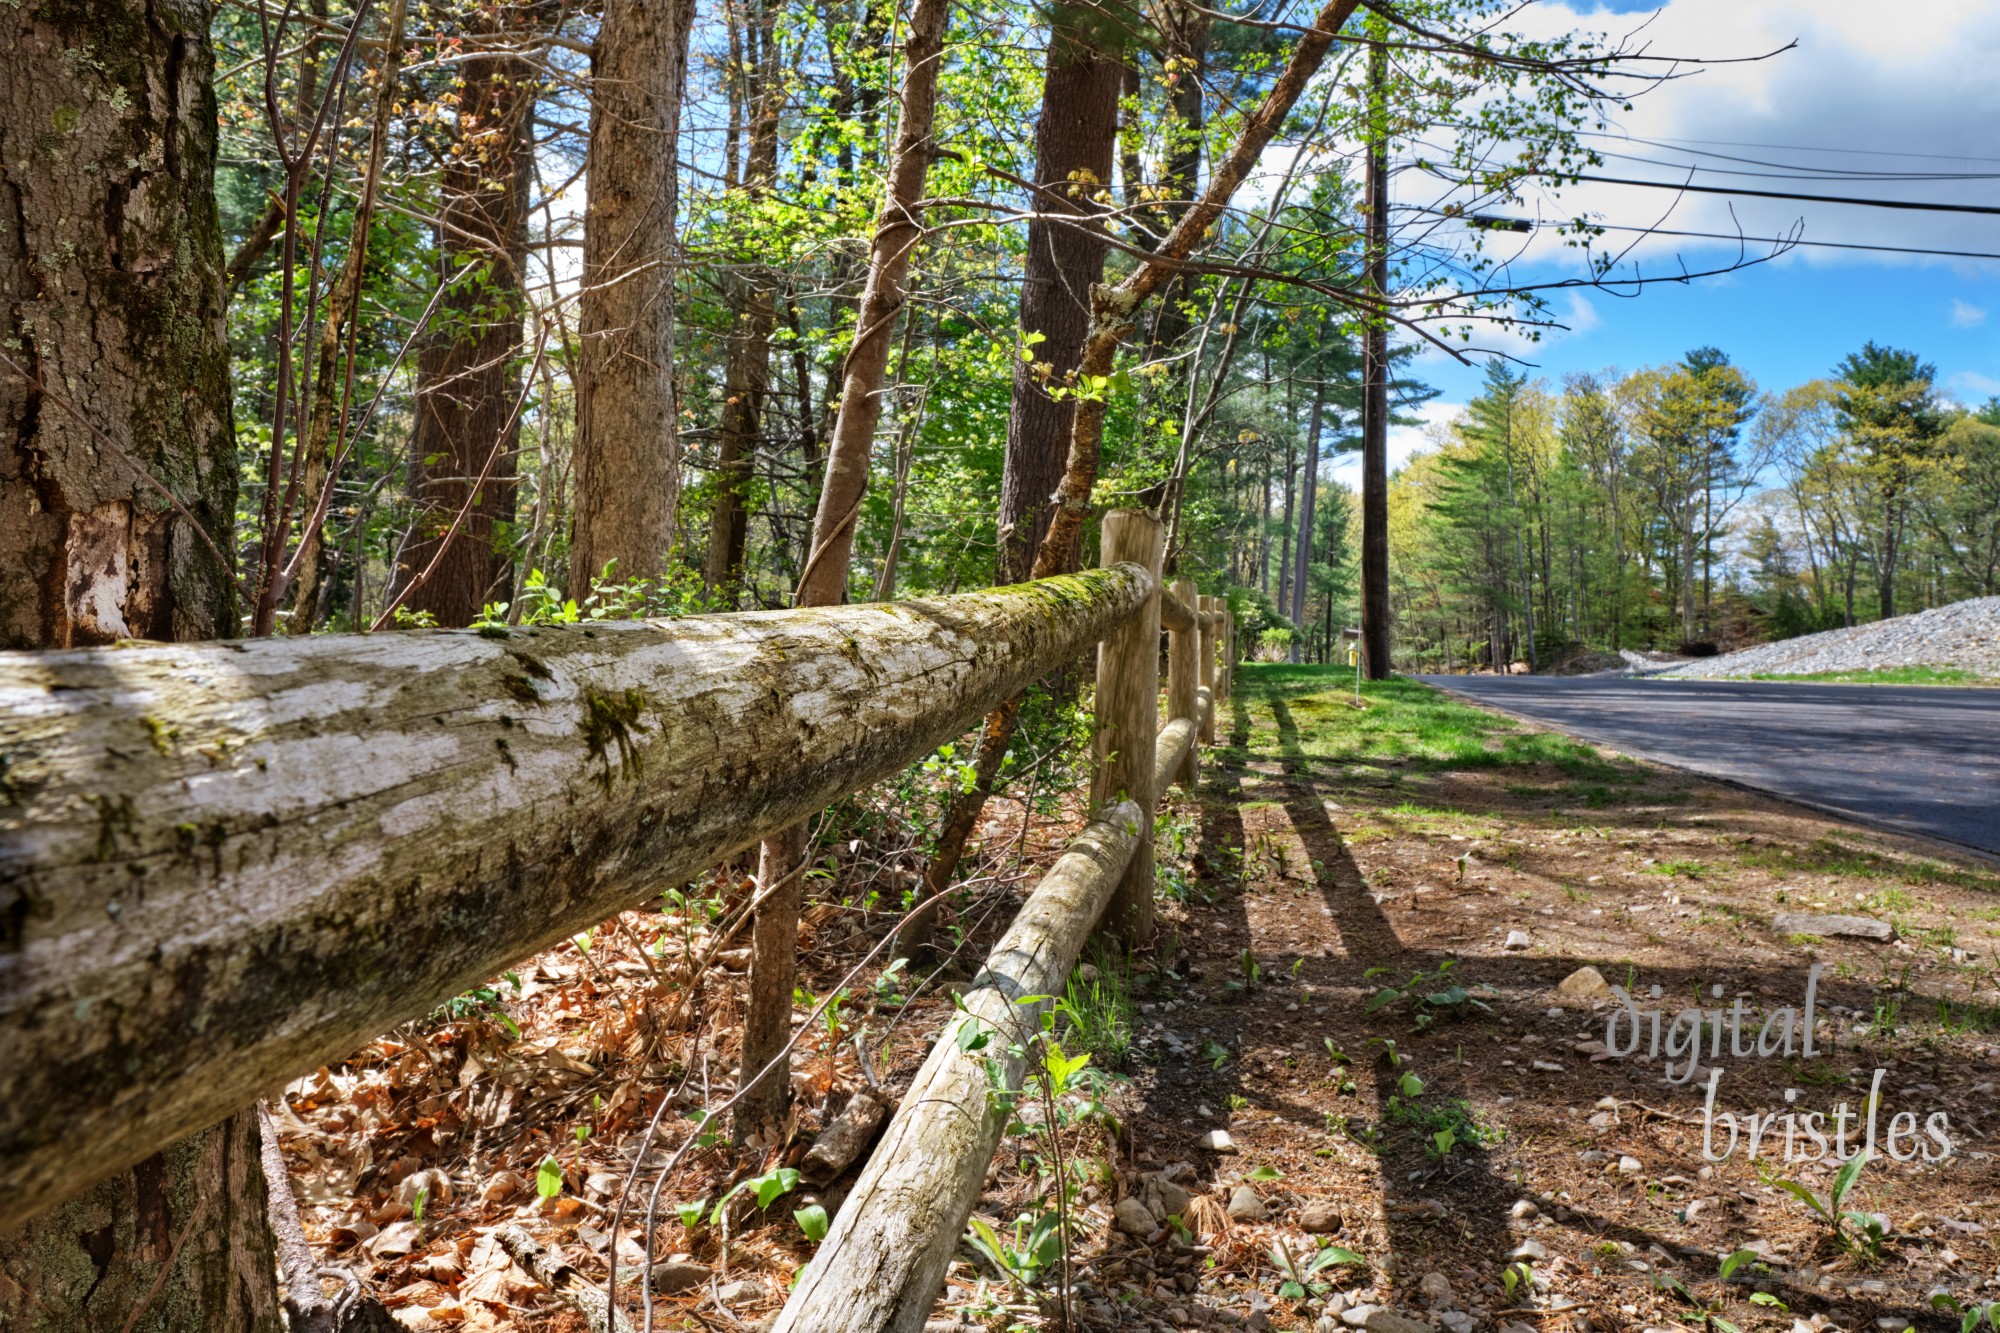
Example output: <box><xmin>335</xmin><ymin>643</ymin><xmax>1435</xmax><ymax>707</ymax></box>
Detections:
<box><xmin>704</xmin><ymin>0</ymin><xmax>780</xmax><ymax>607</ymax></box>
<box><xmin>1359</xmin><ymin>31</ymin><xmax>1391</xmax><ymax>679</ymax></box>
<box><xmin>286</xmin><ymin>0</ymin><xmax>409</xmax><ymax>633</ymax></box>
<box><xmin>0</xmin><ymin>0</ymin><xmax>239</xmax><ymax>650</ymax></box>
<box><xmin>915</xmin><ymin>0</ymin><xmax>1362</xmax><ymax>905</ymax></box>
<box><xmin>1291</xmin><ymin>385</ymin><xmax>1322</xmax><ymax>636</ymax></box>
<box><xmin>998</xmin><ymin>5</ymin><xmax>1126</xmax><ymax>584</ymax></box>
<box><xmin>394</xmin><ymin>6</ymin><xmax>537</xmax><ymax>626</ymax></box>
<box><xmin>740</xmin><ymin>0</ymin><xmax>953</xmax><ymax>1133</ymax></box>
<box><xmin>0</xmin><ymin>0</ymin><xmax>280</xmax><ymax>1322</ymax></box>
<box><xmin>771</xmin><ymin>801</ymin><xmax>1143</xmax><ymax>1333</ymax></box>
<box><xmin>0</xmin><ymin>566</ymin><xmax>1152</xmax><ymax>1230</ymax></box>
<box><xmin>568</xmin><ymin>0</ymin><xmax>697</xmax><ymax>592</ymax></box>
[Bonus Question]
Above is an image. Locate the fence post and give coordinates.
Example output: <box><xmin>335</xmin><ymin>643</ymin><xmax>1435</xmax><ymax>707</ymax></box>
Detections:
<box><xmin>1090</xmin><ymin>509</ymin><xmax>1163</xmax><ymax>942</ymax></box>
<box><xmin>1197</xmin><ymin>595</ymin><xmax>1218</xmax><ymax>744</ymax></box>
<box><xmin>1166</xmin><ymin>578</ymin><xmax>1198</xmax><ymax>789</ymax></box>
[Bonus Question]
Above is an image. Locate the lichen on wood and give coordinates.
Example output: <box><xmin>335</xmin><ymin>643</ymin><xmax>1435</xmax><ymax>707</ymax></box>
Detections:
<box><xmin>0</xmin><ymin>565</ymin><xmax>1149</xmax><ymax>1232</ymax></box>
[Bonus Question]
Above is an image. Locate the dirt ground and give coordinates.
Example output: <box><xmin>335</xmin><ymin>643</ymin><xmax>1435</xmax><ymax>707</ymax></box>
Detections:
<box><xmin>274</xmin><ymin>666</ymin><xmax>2000</xmax><ymax>1333</ymax></box>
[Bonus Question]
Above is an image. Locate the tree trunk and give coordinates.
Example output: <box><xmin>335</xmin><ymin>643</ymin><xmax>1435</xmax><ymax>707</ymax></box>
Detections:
<box><xmin>1291</xmin><ymin>386</ymin><xmax>1322</xmax><ymax>637</ymax></box>
<box><xmin>569</xmin><ymin>0</ymin><xmax>697</xmax><ymax>592</ymax></box>
<box><xmin>394</xmin><ymin>7</ymin><xmax>536</xmax><ymax>626</ymax></box>
<box><xmin>740</xmin><ymin>0</ymin><xmax>954</xmax><ymax>1133</ymax></box>
<box><xmin>0</xmin><ymin>566</ymin><xmax>1151</xmax><ymax>1228</ymax></box>
<box><xmin>704</xmin><ymin>0</ymin><xmax>780</xmax><ymax>607</ymax></box>
<box><xmin>998</xmin><ymin>5</ymin><xmax>1126</xmax><ymax>584</ymax></box>
<box><xmin>0</xmin><ymin>0</ymin><xmax>281</xmax><ymax>1320</ymax></box>
<box><xmin>914</xmin><ymin>0</ymin><xmax>1362</xmax><ymax>904</ymax></box>
<box><xmin>286</xmin><ymin>0</ymin><xmax>409</xmax><ymax>633</ymax></box>
<box><xmin>1358</xmin><ymin>30</ymin><xmax>1391</xmax><ymax>679</ymax></box>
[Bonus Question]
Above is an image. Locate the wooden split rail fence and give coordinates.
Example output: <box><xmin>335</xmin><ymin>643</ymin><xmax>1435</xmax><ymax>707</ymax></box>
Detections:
<box><xmin>0</xmin><ymin>507</ymin><xmax>1231</xmax><ymax>1329</ymax></box>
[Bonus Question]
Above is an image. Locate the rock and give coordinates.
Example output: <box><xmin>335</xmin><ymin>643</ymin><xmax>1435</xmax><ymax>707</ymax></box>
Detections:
<box><xmin>1510</xmin><ymin>1199</ymin><xmax>1538</xmax><ymax>1220</ymax></box>
<box><xmin>1558</xmin><ymin>966</ymin><xmax>1610</xmax><ymax>1000</ymax></box>
<box><xmin>1438</xmin><ymin>1315</ymin><xmax>1474</xmax><ymax>1333</ymax></box>
<box><xmin>1156</xmin><ymin>1178</ymin><xmax>1194</xmax><ymax>1220</ymax></box>
<box><xmin>1772</xmin><ymin>912</ymin><xmax>1895</xmax><ymax>943</ymax></box>
<box><xmin>1504</xmin><ymin>930</ymin><xmax>1533</xmax><ymax>951</ymax></box>
<box><xmin>714</xmin><ymin>1278</ymin><xmax>763</xmax><ymax>1304</ymax></box>
<box><xmin>1364</xmin><ymin>1312</ymin><xmax>1436</xmax><ymax>1333</ymax></box>
<box><xmin>1116</xmin><ymin>1197</ymin><xmax>1159</xmax><ymax>1236</ymax></box>
<box><xmin>1201</xmin><ymin>1129</ymin><xmax>1238</xmax><ymax>1154</ymax></box>
<box><xmin>1505</xmin><ymin>1239</ymin><xmax>1547</xmax><ymax>1263</ymax></box>
<box><xmin>1340</xmin><ymin>1307</ymin><xmax>1379</xmax><ymax>1328</ymax></box>
<box><xmin>648</xmin><ymin>1258</ymin><xmax>711</xmax><ymax>1294</ymax></box>
<box><xmin>1228</xmin><ymin>1185</ymin><xmax>1268</xmax><ymax>1223</ymax></box>
<box><xmin>1618</xmin><ymin>1156</ymin><xmax>1644</xmax><ymax>1174</ymax></box>
<box><xmin>1418</xmin><ymin>1272</ymin><xmax>1454</xmax><ymax>1308</ymax></box>
<box><xmin>1497</xmin><ymin>1325</ymin><xmax>1538</xmax><ymax>1333</ymax></box>
<box><xmin>1316</xmin><ymin>1320</ymin><xmax>1344</xmax><ymax>1333</ymax></box>
<box><xmin>1299</xmin><ymin>1200</ymin><xmax>1343</xmax><ymax>1233</ymax></box>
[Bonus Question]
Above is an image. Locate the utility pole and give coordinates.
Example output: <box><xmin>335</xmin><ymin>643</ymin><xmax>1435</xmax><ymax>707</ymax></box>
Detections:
<box><xmin>1360</xmin><ymin>27</ymin><xmax>1392</xmax><ymax>679</ymax></box>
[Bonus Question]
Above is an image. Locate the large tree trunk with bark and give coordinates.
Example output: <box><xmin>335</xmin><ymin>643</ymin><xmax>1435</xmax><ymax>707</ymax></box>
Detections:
<box><xmin>394</xmin><ymin>4</ymin><xmax>536</xmax><ymax>626</ymax></box>
<box><xmin>0</xmin><ymin>0</ymin><xmax>239</xmax><ymax>649</ymax></box>
<box><xmin>738</xmin><ymin>0</ymin><xmax>953</xmax><ymax>1134</ymax></box>
<box><xmin>0</xmin><ymin>565</ymin><xmax>1150</xmax><ymax>1232</ymax></box>
<box><xmin>568</xmin><ymin>0</ymin><xmax>696</xmax><ymax>594</ymax></box>
<box><xmin>0</xmin><ymin>0</ymin><xmax>280</xmax><ymax>1323</ymax></box>
<box><xmin>914</xmin><ymin>0</ymin><xmax>1362</xmax><ymax>916</ymax></box>
<box><xmin>998</xmin><ymin>6</ymin><xmax>1127</xmax><ymax>584</ymax></box>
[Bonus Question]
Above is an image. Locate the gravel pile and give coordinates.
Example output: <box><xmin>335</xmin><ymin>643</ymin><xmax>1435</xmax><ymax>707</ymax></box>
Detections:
<box><xmin>1658</xmin><ymin>596</ymin><xmax>2000</xmax><ymax>679</ymax></box>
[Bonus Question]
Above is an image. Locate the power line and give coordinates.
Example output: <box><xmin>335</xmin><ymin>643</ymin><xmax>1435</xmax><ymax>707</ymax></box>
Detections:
<box><xmin>1573</xmin><ymin>222</ymin><xmax>2000</xmax><ymax>262</ymax></box>
<box><xmin>1568</xmin><ymin>174</ymin><xmax>2000</xmax><ymax>216</ymax></box>
<box><xmin>1574</xmin><ymin>129</ymin><xmax>2000</xmax><ymax>169</ymax></box>
<box><xmin>1398</xmin><ymin>204</ymin><xmax>2000</xmax><ymax>261</ymax></box>
<box><xmin>1589</xmin><ymin>147</ymin><xmax>2000</xmax><ymax>185</ymax></box>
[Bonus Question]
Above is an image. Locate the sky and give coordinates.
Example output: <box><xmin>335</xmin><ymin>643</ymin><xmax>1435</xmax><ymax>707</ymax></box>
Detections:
<box><xmin>1328</xmin><ymin>0</ymin><xmax>2000</xmax><ymax>486</ymax></box>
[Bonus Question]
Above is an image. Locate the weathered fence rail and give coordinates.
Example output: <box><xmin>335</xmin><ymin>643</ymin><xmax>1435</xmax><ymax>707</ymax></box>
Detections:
<box><xmin>0</xmin><ymin>566</ymin><xmax>1153</xmax><ymax>1230</ymax></box>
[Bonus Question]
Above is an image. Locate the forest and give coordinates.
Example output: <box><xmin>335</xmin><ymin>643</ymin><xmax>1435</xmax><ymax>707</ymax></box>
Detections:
<box><xmin>8</xmin><ymin>0</ymin><xmax>2000</xmax><ymax>1327</ymax></box>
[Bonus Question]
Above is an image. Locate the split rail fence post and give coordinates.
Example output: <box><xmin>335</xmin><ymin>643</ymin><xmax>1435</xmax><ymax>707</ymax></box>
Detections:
<box><xmin>1197</xmin><ymin>595</ymin><xmax>1218</xmax><ymax>744</ymax></box>
<box><xmin>1166</xmin><ymin>578</ymin><xmax>1198</xmax><ymax>789</ymax></box>
<box><xmin>1090</xmin><ymin>509</ymin><xmax>1163</xmax><ymax>942</ymax></box>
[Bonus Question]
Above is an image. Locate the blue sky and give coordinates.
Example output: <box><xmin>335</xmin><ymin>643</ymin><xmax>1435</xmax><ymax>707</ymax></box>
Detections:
<box><xmin>1329</xmin><ymin>0</ymin><xmax>2000</xmax><ymax>481</ymax></box>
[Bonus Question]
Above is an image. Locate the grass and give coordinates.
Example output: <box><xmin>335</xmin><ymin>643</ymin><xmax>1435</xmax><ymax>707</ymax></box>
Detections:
<box><xmin>1743</xmin><ymin>665</ymin><xmax>1994</xmax><ymax>686</ymax></box>
<box><xmin>1059</xmin><ymin>950</ymin><xmax>1134</xmax><ymax>1070</ymax></box>
<box><xmin>1739</xmin><ymin>836</ymin><xmax>2000</xmax><ymax>894</ymax></box>
<box><xmin>1237</xmin><ymin>668</ymin><xmax>1642</xmax><ymax>779</ymax></box>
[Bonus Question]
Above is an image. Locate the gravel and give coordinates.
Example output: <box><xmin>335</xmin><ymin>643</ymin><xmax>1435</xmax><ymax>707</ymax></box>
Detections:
<box><xmin>1653</xmin><ymin>596</ymin><xmax>2000</xmax><ymax>680</ymax></box>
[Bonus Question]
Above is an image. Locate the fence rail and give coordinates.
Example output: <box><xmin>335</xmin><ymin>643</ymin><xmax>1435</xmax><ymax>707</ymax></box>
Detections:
<box><xmin>0</xmin><ymin>564</ymin><xmax>1156</xmax><ymax>1231</ymax></box>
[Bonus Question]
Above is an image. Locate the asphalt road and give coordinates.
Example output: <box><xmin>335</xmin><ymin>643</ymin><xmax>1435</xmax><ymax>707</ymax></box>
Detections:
<box><xmin>1415</xmin><ymin>674</ymin><xmax>2000</xmax><ymax>858</ymax></box>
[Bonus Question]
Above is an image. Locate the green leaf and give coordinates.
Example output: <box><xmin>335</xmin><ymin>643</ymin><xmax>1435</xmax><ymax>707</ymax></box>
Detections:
<box><xmin>1398</xmin><ymin>1072</ymin><xmax>1425</xmax><ymax>1098</ymax></box>
<box><xmin>794</xmin><ymin>1204</ymin><xmax>830</xmax><ymax>1242</ymax></box>
<box><xmin>1719</xmin><ymin>1248</ymin><xmax>1759</xmax><ymax>1281</ymax></box>
<box><xmin>755</xmin><ymin>1167</ymin><xmax>802</xmax><ymax>1210</ymax></box>
<box><xmin>1831</xmin><ymin>1151</ymin><xmax>1869</xmax><ymax>1210</ymax></box>
<box><xmin>1433</xmin><ymin>1127</ymin><xmax>1457</xmax><ymax>1157</ymax></box>
<box><xmin>1749</xmin><ymin>1293</ymin><xmax>1787</xmax><ymax>1310</ymax></box>
<box><xmin>535</xmin><ymin>1156</ymin><xmax>564</xmax><ymax>1199</ymax></box>
<box><xmin>676</xmin><ymin>1199</ymin><xmax>706</xmax><ymax>1229</ymax></box>
<box><xmin>956</xmin><ymin>1023</ymin><xmax>991</xmax><ymax>1053</ymax></box>
<box><xmin>1246</xmin><ymin>1165</ymin><xmax>1283</xmax><ymax>1182</ymax></box>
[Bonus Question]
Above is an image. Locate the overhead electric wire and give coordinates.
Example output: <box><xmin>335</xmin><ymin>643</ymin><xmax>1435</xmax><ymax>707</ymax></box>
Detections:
<box><xmin>1587</xmin><ymin>147</ymin><xmax>2000</xmax><ymax>185</ymax></box>
<box><xmin>1557</xmin><ymin>174</ymin><xmax>2000</xmax><ymax>216</ymax></box>
<box><xmin>1572</xmin><ymin>129</ymin><xmax>2000</xmax><ymax>169</ymax></box>
<box><xmin>1397</xmin><ymin>204</ymin><xmax>2000</xmax><ymax>261</ymax></box>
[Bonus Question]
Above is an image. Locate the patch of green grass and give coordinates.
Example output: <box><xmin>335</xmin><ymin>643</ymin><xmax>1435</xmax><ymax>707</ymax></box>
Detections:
<box><xmin>1058</xmin><ymin>950</ymin><xmax>1134</xmax><ymax>1071</ymax></box>
<box><xmin>1739</xmin><ymin>837</ymin><xmax>2000</xmax><ymax>894</ymax></box>
<box><xmin>1652</xmin><ymin>859</ymin><xmax>1710</xmax><ymax>877</ymax></box>
<box><xmin>1743</xmin><ymin>665</ymin><xmax>1992</xmax><ymax>686</ymax></box>
<box><xmin>1236</xmin><ymin>668</ymin><xmax>1629</xmax><ymax>776</ymax></box>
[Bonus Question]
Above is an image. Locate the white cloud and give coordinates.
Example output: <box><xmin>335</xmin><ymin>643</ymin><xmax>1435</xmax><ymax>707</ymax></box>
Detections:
<box><xmin>1950</xmin><ymin>299</ymin><xmax>1988</xmax><ymax>328</ymax></box>
<box><xmin>1325</xmin><ymin>400</ymin><xmax>1462</xmax><ymax>488</ymax></box>
<box><xmin>1409</xmin><ymin>292</ymin><xmax>1601</xmax><ymax>367</ymax></box>
<box><xmin>1436</xmin><ymin>1</ymin><xmax>2000</xmax><ymax>275</ymax></box>
<box><xmin>1951</xmin><ymin>370</ymin><xmax>2000</xmax><ymax>398</ymax></box>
